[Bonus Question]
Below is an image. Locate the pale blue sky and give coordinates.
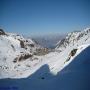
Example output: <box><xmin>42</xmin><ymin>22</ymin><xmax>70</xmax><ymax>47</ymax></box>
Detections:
<box><xmin>0</xmin><ymin>0</ymin><xmax>90</xmax><ymax>36</ymax></box>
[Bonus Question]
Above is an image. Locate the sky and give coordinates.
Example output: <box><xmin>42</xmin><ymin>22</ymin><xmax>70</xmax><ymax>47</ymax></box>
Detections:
<box><xmin>0</xmin><ymin>0</ymin><xmax>90</xmax><ymax>36</ymax></box>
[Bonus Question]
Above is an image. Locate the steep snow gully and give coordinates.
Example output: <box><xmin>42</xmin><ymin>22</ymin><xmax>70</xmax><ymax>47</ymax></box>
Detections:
<box><xmin>0</xmin><ymin>45</ymin><xmax>90</xmax><ymax>90</ymax></box>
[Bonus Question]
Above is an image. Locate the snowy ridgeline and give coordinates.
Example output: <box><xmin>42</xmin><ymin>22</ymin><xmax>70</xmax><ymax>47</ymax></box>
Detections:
<box><xmin>0</xmin><ymin>28</ymin><xmax>90</xmax><ymax>90</ymax></box>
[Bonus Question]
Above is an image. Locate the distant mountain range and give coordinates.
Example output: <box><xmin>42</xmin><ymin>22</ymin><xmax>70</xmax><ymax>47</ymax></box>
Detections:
<box><xmin>30</xmin><ymin>34</ymin><xmax>66</xmax><ymax>49</ymax></box>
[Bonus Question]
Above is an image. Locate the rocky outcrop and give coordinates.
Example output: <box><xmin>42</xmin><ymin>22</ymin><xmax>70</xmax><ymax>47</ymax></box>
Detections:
<box><xmin>13</xmin><ymin>53</ymin><xmax>33</xmax><ymax>63</ymax></box>
<box><xmin>0</xmin><ymin>29</ymin><xmax>6</xmax><ymax>35</ymax></box>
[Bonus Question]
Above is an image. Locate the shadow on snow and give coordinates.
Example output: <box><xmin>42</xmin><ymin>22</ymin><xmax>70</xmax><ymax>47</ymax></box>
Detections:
<box><xmin>0</xmin><ymin>46</ymin><xmax>90</xmax><ymax>90</ymax></box>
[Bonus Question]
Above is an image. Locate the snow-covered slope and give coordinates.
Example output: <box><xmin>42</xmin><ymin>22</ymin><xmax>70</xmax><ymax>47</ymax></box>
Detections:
<box><xmin>0</xmin><ymin>28</ymin><xmax>90</xmax><ymax>79</ymax></box>
<box><xmin>0</xmin><ymin>29</ymin><xmax>42</xmax><ymax>78</ymax></box>
<box><xmin>56</xmin><ymin>28</ymin><xmax>90</xmax><ymax>50</ymax></box>
<box><xmin>0</xmin><ymin>44</ymin><xmax>90</xmax><ymax>90</ymax></box>
<box><xmin>42</xmin><ymin>28</ymin><xmax>90</xmax><ymax>74</ymax></box>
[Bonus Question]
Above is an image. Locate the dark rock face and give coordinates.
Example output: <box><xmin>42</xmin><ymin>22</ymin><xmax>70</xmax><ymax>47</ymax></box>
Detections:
<box><xmin>65</xmin><ymin>49</ymin><xmax>78</xmax><ymax>63</ymax></box>
<box><xmin>70</xmin><ymin>49</ymin><xmax>78</xmax><ymax>57</ymax></box>
<box><xmin>18</xmin><ymin>39</ymin><xmax>25</xmax><ymax>48</ymax></box>
<box><xmin>13</xmin><ymin>53</ymin><xmax>33</xmax><ymax>63</ymax></box>
<box><xmin>20</xmin><ymin>40</ymin><xmax>25</xmax><ymax>48</ymax></box>
<box><xmin>0</xmin><ymin>29</ymin><xmax>6</xmax><ymax>35</ymax></box>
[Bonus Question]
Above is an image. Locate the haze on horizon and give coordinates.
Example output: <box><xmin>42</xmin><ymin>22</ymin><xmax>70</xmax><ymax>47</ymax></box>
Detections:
<box><xmin>0</xmin><ymin>0</ymin><xmax>90</xmax><ymax>36</ymax></box>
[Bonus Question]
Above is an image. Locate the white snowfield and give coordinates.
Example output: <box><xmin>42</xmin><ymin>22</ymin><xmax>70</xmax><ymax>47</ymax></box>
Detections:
<box><xmin>0</xmin><ymin>27</ymin><xmax>90</xmax><ymax>82</ymax></box>
<box><xmin>0</xmin><ymin>31</ymin><xmax>41</xmax><ymax>78</ymax></box>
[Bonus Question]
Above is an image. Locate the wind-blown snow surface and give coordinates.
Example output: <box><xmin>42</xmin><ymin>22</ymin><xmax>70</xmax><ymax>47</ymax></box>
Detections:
<box><xmin>0</xmin><ymin>28</ymin><xmax>90</xmax><ymax>90</ymax></box>
<box><xmin>0</xmin><ymin>44</ymin><xmax>90</xmax><ymax>90</ymax></box>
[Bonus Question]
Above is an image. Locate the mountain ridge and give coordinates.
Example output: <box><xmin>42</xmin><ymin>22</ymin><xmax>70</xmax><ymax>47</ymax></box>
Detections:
<box><xmin>0</xmin><ymin>28</ymin><xmax>90</xmax><ymax>79</ymax></box>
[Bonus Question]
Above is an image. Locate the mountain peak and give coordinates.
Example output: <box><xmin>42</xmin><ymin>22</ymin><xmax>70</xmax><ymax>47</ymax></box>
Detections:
<box><xmin>56</xmin><ymin>28</ymin><xmax>90</xmax><ymax>50</ymax></box>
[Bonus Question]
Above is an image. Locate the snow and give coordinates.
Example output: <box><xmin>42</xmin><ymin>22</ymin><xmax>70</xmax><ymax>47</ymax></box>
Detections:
<box><xmin>0</xmin><ymin>44</ymin><xmax>90</xmax><ymax>90</ymax></box>
<box><xmin>0</xmin><ymin>32</ymin><xmax>41</xmax><ymax>78</ymax></box>
<box><xmin>0</xmin><ymin>28</ymin><xmax>90</xmax><ymax>90</ymax></box>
